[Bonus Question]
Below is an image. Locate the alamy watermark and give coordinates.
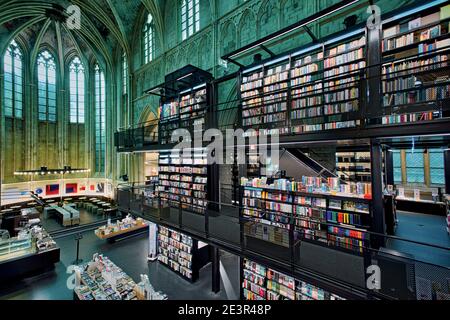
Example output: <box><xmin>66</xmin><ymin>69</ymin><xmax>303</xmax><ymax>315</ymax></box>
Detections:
<box><xmin>367</xmin><ymin>5</ymin><xmax>382</xmax><ymax>30</ymax></box>
<box><xmin>66</xmin><ymin>5</ymin><xmax>81</xmax><ymax>30</ymax></box>
<box><xmin>170</xmin><ymin>124</ymin><xmax>280</xmax><ymax>170</ymax></box>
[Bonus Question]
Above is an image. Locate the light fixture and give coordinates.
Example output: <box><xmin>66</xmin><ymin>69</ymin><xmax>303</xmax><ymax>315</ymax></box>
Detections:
<box><xmin>14</xmin><ymin>167</ymin><xmax>91</xmax><ymax>176</ymax></box>
<box><xmin>177</xmin><ymin>73</ymin><xmax>194</xmax><ymax>82</ymax></box>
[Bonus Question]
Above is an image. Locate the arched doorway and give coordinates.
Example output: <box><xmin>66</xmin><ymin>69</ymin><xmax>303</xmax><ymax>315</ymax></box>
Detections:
<box><xmin>134</xmin><ymin>106</ymin><xmax>159</xmax><ymax>183</ymax></box>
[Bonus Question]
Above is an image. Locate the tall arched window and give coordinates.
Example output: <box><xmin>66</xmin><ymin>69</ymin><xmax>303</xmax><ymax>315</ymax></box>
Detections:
<box><xmin>143</xmin><ymin>13</ymin><xmax>154</xmax><ymax>63</ymax></box>
<box><xmin>3</xmin><ymin>40</ymin><xmax>23</xmax><ymax>119</ymax></box>
<box><xmin>181</xmin><ymin>0</ymin><xmax>200</xmax><ymax>40</ymax></box>
<box><xmin>37</xmin><ymin>50</ymin><xmax>57</xmax><ymax>122</ymax></box>
<box><xmin>94</xmin><ymin>64</ymin><xmax>106</xmax><ymax>174</ymax></box>
<box><xmin>122</xmin><ymin>53</ymin><xmax>128</xmax><ymax>95</ymax></box>
<box><xmin>69</xmin><ymin>56</ymin><xmax>85</xmax><ymax>124</ymax></box>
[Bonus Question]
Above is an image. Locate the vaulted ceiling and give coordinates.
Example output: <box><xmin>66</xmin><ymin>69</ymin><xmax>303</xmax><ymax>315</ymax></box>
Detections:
<box><xmin>0</xmin><ymin>0</ymin><xmax>164</xmax><ymax>69</ymax></box>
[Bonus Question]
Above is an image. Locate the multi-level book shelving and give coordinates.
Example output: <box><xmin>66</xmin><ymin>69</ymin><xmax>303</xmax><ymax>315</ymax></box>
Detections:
<box><xmin>241</xmin><ymin>258</ymin><xmax>345</xmax><ymax>300</ymax></box>
<box><xmin>157</xmin><ymin>150</ymin><xmax>208</xmax><ymax>215</ymax></box>
<box><xmin>158</xmin><ymin>85</ymin><xmax>209</xmax><ymax>145</ymax></box>
<box><xmin>239</xmin><ymin>32</ymin><xmax>367</xmax><ymax>136</ymax></box>
<box><xmin>241</xmin><ymin>177</ymin><xmax>372</xmax><ymax>254</ymax></box>
<box><xmin>157</xmin><ymin>226</ymin><xmax>210</xmax><ymax>282</ymax></box>
<box><xmin>336</xmin><ymin>151</ymin><xmax>372</xmax><ymax>183</ymax></box>
<box><xmin>159</xmin><ymin>99</ymin><xmax>180</xmax><ymax>145</ymax></box>
<box><xmin>380</xmin><ymin>4</ymin><xmax>450</xmax><ymax>125</ymax></box>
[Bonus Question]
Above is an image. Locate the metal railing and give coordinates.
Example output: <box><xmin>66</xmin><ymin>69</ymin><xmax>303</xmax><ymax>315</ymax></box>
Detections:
<box><xmin>116</xmin><ymin>182</ymin><xmax>450</xmax><ymax>301</ymax></box>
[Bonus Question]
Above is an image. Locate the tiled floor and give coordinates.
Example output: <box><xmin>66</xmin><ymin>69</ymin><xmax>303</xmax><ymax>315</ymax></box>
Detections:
<box><xmin>0</xmin><ymin>227</ymin><xmax>240</xmax><ymax>300</ymax></box>
<box><xmin>387</xmin><ymin>211</ymin><xmax>450</xmax><ymax>267</ymax></box>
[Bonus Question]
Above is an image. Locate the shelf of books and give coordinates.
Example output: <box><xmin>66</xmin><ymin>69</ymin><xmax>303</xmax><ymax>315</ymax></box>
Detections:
<box><xmin>241</xmin><ymin>258</ymin><xmax>345</xmax><ymax>300</ymax></box>
<box><xmin>158</xmin><ymin>85</ymin><xmax>209</xmax><ymax>145</ymax></box>
<box><xmin>157</xmin><ymin>150</ymin><xmax>208</xmax><ymax>215</ymax></box>
<box><xmin>159</xmin><ymin>99</ymin><xmax>180</xmax><ymax>145</ymax></box>
<box><xmin>380</xmin><ymin>3</ymin><xmax>450</xmax><ymax>125</ymax></box>
<box><xmin>241</xmin><ymin>176</ymin><xmax>372</xmax><ymax>254</ymax></box>
<box><xmin>336</xmin><ymin>151</ymin><xmax>371</xmax><ymax>183</ymax></box>
<box><xmin>157</xmin><ymin>226</ymin><xmax>210</xmax><ymax>282</ymax></box>
<box><xmin>239</xmin><ymin>32</ymin><xmax>366</xmax><ymax>137</ymax></box>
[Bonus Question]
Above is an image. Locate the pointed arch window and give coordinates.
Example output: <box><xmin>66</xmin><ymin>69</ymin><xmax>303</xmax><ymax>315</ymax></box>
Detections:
<box><xmin>181</xmin><ymin>0</ymin><xmax>200</xmax><ymax>41</ymax></box>
<box><xmin>3</xmin><ymin>40</ymin><xmax>23</xmax><ymax>119</ymax></box>
<box><xmin>37</xmin><ymin>50</ymin><xmax>57</xmax><ymax>122</ymax></box>
<box><xmin>94</xmin><ymin>64</ymin><xmax>106</xmax><ymax>174</ymax></box>
<box><xmin>122</xmin><ymin>53</ymin><xmax>128</xmax><ymax>94</ymax></box>
<box><xmin>143</xmin><ymin>13</ymin><xmax>155</xmax><ymax>63</ymax></box>
<box><xmin>69</xmin><ymin>56</ymin><xmax>85</xmax><ymax>124</ymax></box>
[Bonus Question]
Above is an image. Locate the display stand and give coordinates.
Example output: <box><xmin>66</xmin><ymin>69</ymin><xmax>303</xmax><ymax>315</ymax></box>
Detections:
<box><xmin>0</xmin><ymin>226</ymin><xmax>60</xmax><ymax>283</ymax></box>
<box><xmin>95</xmin><ymin>216</ymin><xmax>149</xmax><ymax>243</ymax></box>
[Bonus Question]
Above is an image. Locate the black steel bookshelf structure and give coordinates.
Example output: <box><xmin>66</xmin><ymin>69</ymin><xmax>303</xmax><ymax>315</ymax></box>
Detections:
<box><xmin>158</xmin><ymin>226</ymin><xmax>211</xmax><ymax>282</ymax></box>
<box><xmin>239</xmin><ymin>32</ymin><xmax>366</xmax><ymax>137</ymax></box>
<box><xmin>115</xmin><ymin>0</ymin><xmax>450</xmax><ymax>301</ymax></box>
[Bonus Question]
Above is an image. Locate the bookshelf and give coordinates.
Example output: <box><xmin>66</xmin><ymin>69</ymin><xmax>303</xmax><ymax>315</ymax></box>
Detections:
<box><xmin>157</xmin><ymin>150</ymin><xmax>208</xmax><ymax>215</ymax></box>
<box><xmin>239</xmin><ymin>33</ymin><xmax>366</xmax><ymax>137</ymax></box>
<box><xmin>158</xmin><ymin>84</ymin><xmax>209</xmax><ymax>145</ymax></box>
<box><xmin>241</xmin><ymin>177</ymin><xmax>372</xmax><ymax>254</ymax></box>
<box><xmin>241</xmin><ymin>258</ymin><xmax>345</xmax><ymax>300</ymax></box>
<box><xmin>336</xmin><ymin>151</ymin><xmax>372</xmax><ymax>183</ymax></box>
<box><xmin>380</xmin><ymin>4</ymin><xmax>450</xmax><ymax>125</ymax></box>
<box><xmin>157</xmin><ymin>226</ymin><xmax>210</xmax><ymax>282</ymax></box>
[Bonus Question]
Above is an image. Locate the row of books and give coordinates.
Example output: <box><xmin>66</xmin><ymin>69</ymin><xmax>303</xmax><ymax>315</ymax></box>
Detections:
<box><xmin>241</xmin><ymin>177</ymin><xmax>372</xmax><ymax>198</ymax></box>
<box><xmin>291</xmin><ymin>107</ymin><xmax>322</xmax><ymax>119</ymax></box>
<box><xmin>242</xmin><ymin>259</ymin><xmax>345</xmax><ymax>301</ymax></box>
<box><xmin>382</xmin><ymin>55</ymin><xmax>449</xmax><ymax>78</ymax></box>
<box><xmin>324</xmin><ymin>88</ymin><xmax>359</xmax><ymax>103</ymax></box>
<box><xmin>383</xmin><ymin>24</ymin><xmax>445</xmax><ymax>52</ymax></box>
<box><xmin>160</xmin><ymin>101</ymin><xmax>179</xmax><ymax>119</ymax></box>
<box><xmin>242</xmin><ymin>112</ymin><xmax>286</xmax><ymax>126</ymax></box>
<box><xmin>418</xmin><ymin>38</ymin><xmax>450</xmax><ymax>53</ymax></box>
<box><xmin>180</xmin><ymin>88</ymin><xmax>207</xmax><ymax>108</ymax></box>
<box><xmin>381</xmin><ymin>111</ymin><xmax>441</xmax><ymax>124</ymax></box>
<box><xmin>324</xmin><ymin>48</ymin><xmax>365</xmax><ymax>69</ymax></box>
<box><xmin>158</xmin><ymin>226</ymin><xmax>195</xmax><ymax>280</ymax></box>
<box><xmin>159</xmin><ymin>166</ymin><xmax>207</xmax><ymax>175</ymax></box>
<box><xmin>323</xmin><ymin>61</ymin><xmax>365</xmax><ymax>78</ymax></box>
<box><xmin>297</xmin><ymin>281</ymin><xmax>344</xmax><ymax>300</ymax></box>
<box><xmin>291</xmin><ymin>120</ymin><xmax>360</xmax><ymax>133</ymax></box>
<box><xmin>291</xmin><ymin>63</ymin><xmax>320</xmax><ymax>78</ymax></box>
<box><xmin>243</xmin><ymin>198</ymin><xmax>293</xmax><ymax>214</ymax></box>
<box><xmin>383</xmin><ymin>84</ymin><xmax>450</xmax><ymax>106</ymax></box>
<box><xmin>242</xmin><ymin>102</ymin><xmax>287</xmax><ymax>116</ymax></box>
<box><xmin>382</xmin><ymin>9</ymin><xmax>446</xmax><ymax>39</ymax></box>
<box><xmin>292</xmin><ymin>95</ymin><xmax>323</xmax><ymax>109</ymax></box>
<box><xmin>265</xmin><ymin>72</ymin><xmax>289</xmax><ymax>86</ymax></box>
<box><xmin>326</xmin><ymin>36</ymin><xmax>366</xmax><ymax>57</ymax></box>
<box><xmin>324</xmin><ymin>102</ymin><xmax>358</xmax><ymax>115</ymax></box>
